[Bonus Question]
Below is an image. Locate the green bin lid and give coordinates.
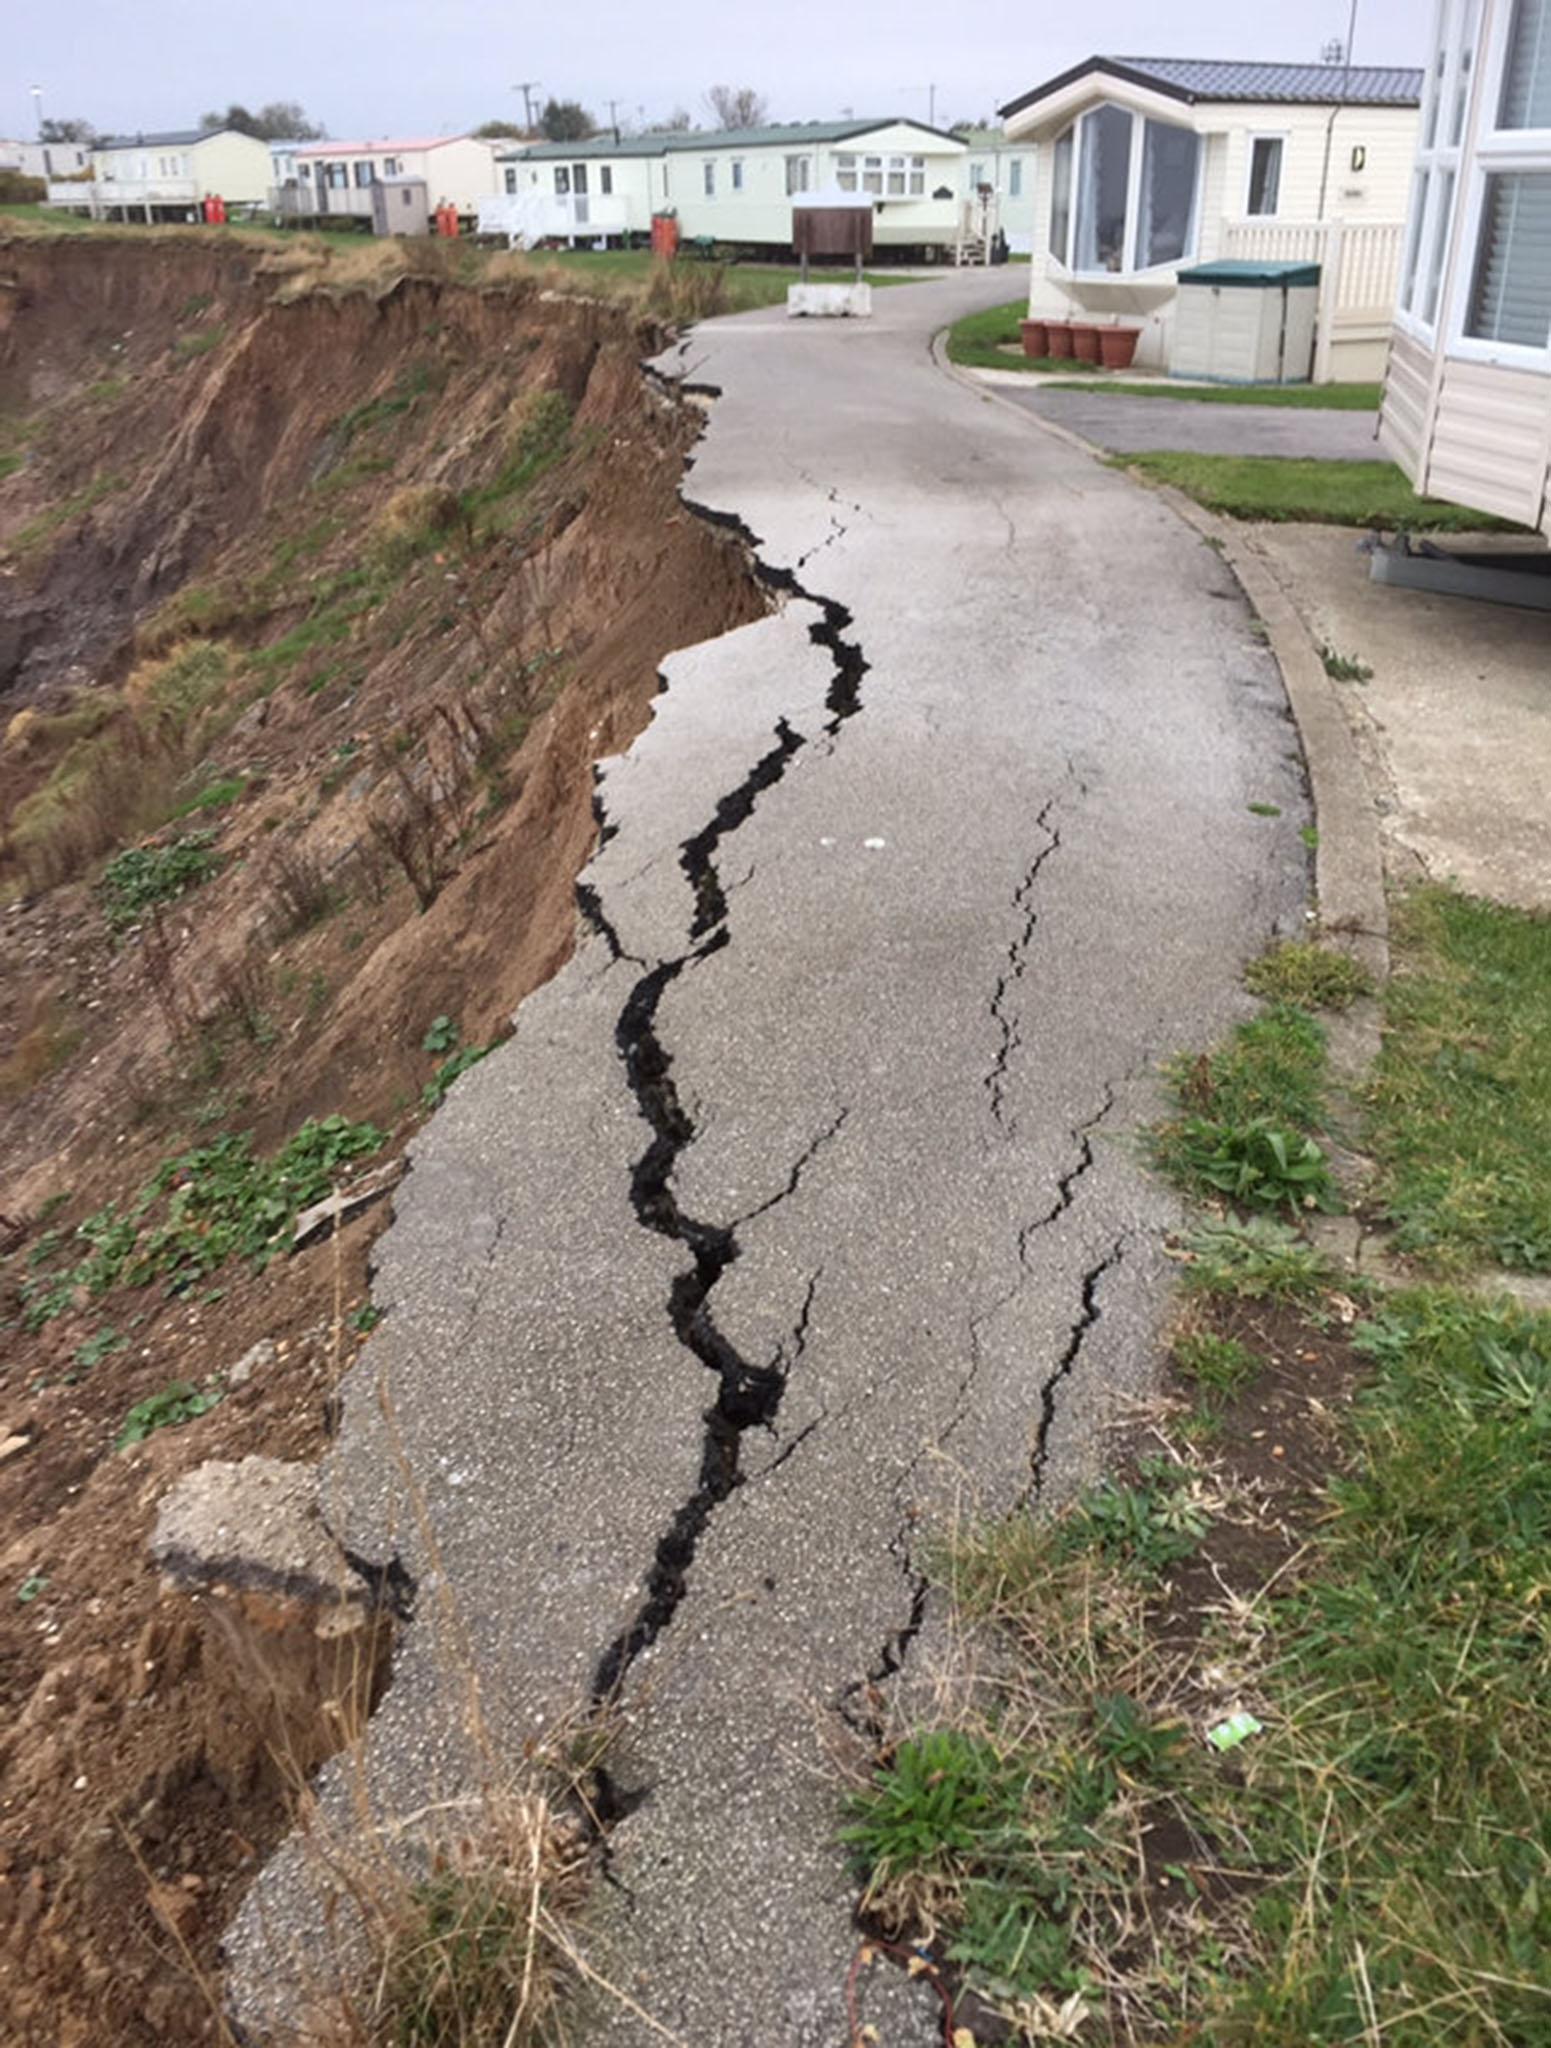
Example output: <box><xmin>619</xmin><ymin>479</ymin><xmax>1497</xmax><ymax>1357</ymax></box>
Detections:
<box><xmin>1177</xmin><ymin>259</ymin><xmax>1322</xmax><ymax>287</ymax></box>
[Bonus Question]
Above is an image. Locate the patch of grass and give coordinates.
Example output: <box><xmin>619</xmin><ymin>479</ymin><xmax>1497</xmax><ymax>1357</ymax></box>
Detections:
<box><xmin>168</xmin><ymin>774</ymin><xmax>248</xmax><ymax>819</ymax></box>
<box><xmin>1047</xmin><ymin>378</ymin><xmax>1385</xmax><ymax>409</ymax></box>
<box><xmin>1213</xmin><ymin>1288</ymin><xmax>1551</xmax><ymax>2040</ymax></box>
<box><xmin>866</xmin><ymin>1283</ymin><xmax>1551</xmax><ymax>2041</ymax></box>
<box><xmin>1172</xmin><ymin>1327</ymin><xmax>1260</xmax><ymax>1399</ymax></box>
<box><xmin>1245</xmin><ymin>941</ymin><xmax>1372</xmax><ymax>1012</ymax></box>
<box><xmin>115</xmin><ymin>1379</ymin><xmax>222</xmax><ymax>1449</ymax></box>
<box><xmin>1153</xmin><ymin>1004</ymin><xmax>1342</xmax><ymax>1217</ymax></box>
<box><xmin>9</xmin><ymin>471</ymin><xmax>126</xmax><ymax>555</ymax></box>
<box><xmin>1116</xmin><ymin>451</ymin><xmax>1520</xmax><ymax>531</ymax></box>
<box><xmin>0</xmin><ymin>451</ymin><xmax>21</xmax><ymax>482</ymax></box>
<box><xmin>1366</xmin><ymin>888</ymin><xmax>1551</xmax><ymax>1273</ymax></box>
<box><xmin>173</xmin><ymin>324</ymin><xmax>226</xmax><ymax>360</ymax></box>
<box><xmin>1320</xmin><ymin>643</ymin><xmax>1374</xmax><ymax>682</ymax></box>
<box><xmin>943</xmin><ymin>299</ymin><xmax>1039</xmax><ymax>371</ymax></box>
<box><xmin>1147</xmin><ymin>1003</ymin><xmax>1344</xmax><ymax>1212</ymax></box>
<box><xmin>462</xmin><ymin>390</ymin><xmax>574</xmax><ymax>532</ymax></box>
<box><xmin>98</xmin><ymin>832</ymin><xmax>222</xmax><ymax>930</ymax></box>
<box><xmin>1246</xmin><ymin>800</ymin><xmax>1282</xmax><ymax>817</ymax></box>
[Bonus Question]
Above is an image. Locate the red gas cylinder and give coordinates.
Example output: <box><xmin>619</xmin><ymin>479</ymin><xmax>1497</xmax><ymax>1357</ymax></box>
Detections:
<box><xmin>650</xmin><ymin>212</ymin><xmax>679</xmax><ymax>259</ymax></box>
<box><xmin>434</xmin><ymin>203</ymin><xmax>459</xmax><ymax>239</ymax></box>
<box><xmin>204</xmin><ymin>194</ymin><xmax>226</xmax><ymax>225</ymax></box>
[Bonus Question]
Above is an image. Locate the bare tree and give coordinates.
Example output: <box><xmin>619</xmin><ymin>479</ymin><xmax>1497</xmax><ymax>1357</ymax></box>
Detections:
<box><xmin>704</xmin><ymin>86</ymin><xmax>768</xmax><ymax>130</ymax></box>
<box><xmin>647</xmin><ymin>107</ymin><xmax>695</xmax><ymax>133</ymax></box>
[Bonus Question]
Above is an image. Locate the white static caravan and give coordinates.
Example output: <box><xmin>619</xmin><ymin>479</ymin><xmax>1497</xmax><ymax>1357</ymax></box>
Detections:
<box><xmin>1380</xmin><ymin>0</ymin><xmax>1551</xmax><ymax>538</ymax></box>
<box><xmin>954</xmin><ymin>127</ymin><xmax>1040</xmax><ymax>254</ymax></box>
<box><xmin>1001</xmin><ymin>56</ymin><xmax>1423</xmax><ymax>379</ymax></box>
<box><xmin>45</xmin><ymin>128</ymin><xmax>272</xmax><ymax>220</ymax></box>
<box><xmin>487</xmin><ymin>119</ymin><xmax>973</xmax><ymax>257</ymax></box>
<box><xmin>280</xmin><ymin>136</ymin><xmax>502</xmax><ymax>223</ymax></box>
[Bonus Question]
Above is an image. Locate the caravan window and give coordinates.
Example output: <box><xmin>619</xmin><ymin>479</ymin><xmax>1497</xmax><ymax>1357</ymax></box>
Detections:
<box><xmin>601</xmin><ymin>165</ymin><xmax>613</xmax><ymax>194</ymax></box>
<box><xmin>1466</xmin><ymin>170</ymin><xmax>1551</xmax><ymax>345</ymax></box>
<box><xmin>835</xmin><ymin>153</ymin><xmax>858</xmax><ymax>192</ymax></box>
<box><xmin>862</xmin><ymin>154</ymin><xmax>884</xmax><ymax>195</ymax></box>
<box><xmin>785</xmin><ymin>154</ymin><xmax>812</xmax><ymax>194</ymax></box>
<box><xmin>1247</xmin><ymin>136</ymin><xmax>1283</xmax><ymax>215</ymax></box>
<box><xmin>1048</xmin><ymin>106</ymin><xmax>1200</xmax><ymax>273</ymax></box>
<box><xmin>703</xmin><ymin>160</ymin><xmax>716</xmax><ymax>196</ymax></box>
<box><xmin>1498</xmin><ymin>0</ymin><xmax>1551</xmax><ymax>128</ymax></box>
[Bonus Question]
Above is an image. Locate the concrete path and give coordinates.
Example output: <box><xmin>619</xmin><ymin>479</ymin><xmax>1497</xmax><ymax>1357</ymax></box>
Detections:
<box><xmin>231</xmin><ymin>271</ymin><xmax>1309</xmax><ymax>2042</ymax></box>
<box><xmin>1000</xmin><ymin>383</ymin><xmax>1385</xmax><ymax>461</ymax></box>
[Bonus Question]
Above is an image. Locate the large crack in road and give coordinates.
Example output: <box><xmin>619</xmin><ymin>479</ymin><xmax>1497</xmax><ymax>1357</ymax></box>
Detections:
<box><xmin>228</xmin><ymin>274</ymin><xmax>1312</xmax><ymax>2047</ymax></box>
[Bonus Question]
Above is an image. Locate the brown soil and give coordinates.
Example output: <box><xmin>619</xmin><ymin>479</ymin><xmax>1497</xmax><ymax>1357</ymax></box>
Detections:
<box><xmin>0</xmin><ymin>233</ymin><xmax>762</xmax><ymax>2044</ymax></box>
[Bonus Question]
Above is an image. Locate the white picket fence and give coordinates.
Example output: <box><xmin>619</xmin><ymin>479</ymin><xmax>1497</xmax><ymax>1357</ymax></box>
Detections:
<box><xmin>1223</xmin><ymin>218</ymin><xmax>1406</xmax><ymax>380</ymax></box>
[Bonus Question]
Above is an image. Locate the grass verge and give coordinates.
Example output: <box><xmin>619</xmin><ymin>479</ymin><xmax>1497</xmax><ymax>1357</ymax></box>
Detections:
<box><xmin>1366</xmin><ymin>887</ymin><xmax>1551</xmax><ymax>1274</ymax></box>
<box><xmin>848</xmin><ymin>922</ymin><xmax>1551</xmax><ymax>2039</ymax></box>
<box><xmin>1045</xmin><ymin>378</ymin><xmax>1383</xmax><ymax>409</ymax></box>
<box><xmin>1115</xmin><ymin>452</ymin><xmax>1519</xmax><ymax>531</ymax></box>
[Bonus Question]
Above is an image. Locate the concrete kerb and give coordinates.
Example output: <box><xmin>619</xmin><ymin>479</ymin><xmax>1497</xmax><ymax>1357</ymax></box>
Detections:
<box><xmin>931</xmin><ymin>331</ymin><xmax>1391</xmax><ymax>1074</ymax></box>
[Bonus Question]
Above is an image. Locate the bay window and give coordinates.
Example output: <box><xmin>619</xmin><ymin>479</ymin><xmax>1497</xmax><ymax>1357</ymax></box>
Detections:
<box><xmin>1049</xmin><ymin>129</ymin><xmax>1072</xmax><ymax>260</ymax></box>
<box><xmin>862</xmin><ymin>154</ymin><xmax>884</xmax><ymax>195</ymax></box>
<box><xmin>1407</xmin><ymin>0</ymin><xmax>1551</xmax><ymax>359</ymax></box>
<box><xmin>1048</xmin><ymin>103</ymin><xmax>1200</xmax><ymax>274</ymax></box>
<box><xmin>835</xmin><ymin>152</ymin><xmax>858</xmax><ymax>192</ymax></box>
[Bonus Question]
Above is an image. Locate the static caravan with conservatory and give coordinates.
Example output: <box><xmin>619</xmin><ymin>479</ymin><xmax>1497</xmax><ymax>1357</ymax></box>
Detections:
<box><xmin>487</xmin><ymin>120</ymin><xmax>974</xmax><ymax>257</ymax></box>
<box><xmin>1380</xmin><ymin>0</ymin><xmax>1551</xmax><ymax>536</ymax></box>
<box><xmin>1000</xmin><ymin>57</ymin><xmax>1422</xmax><ymax>379</ymax></box>
<box><xmin>276</xmin><ymin>136</ymin><xmax>501</xmax><ymax>224</ymax></box>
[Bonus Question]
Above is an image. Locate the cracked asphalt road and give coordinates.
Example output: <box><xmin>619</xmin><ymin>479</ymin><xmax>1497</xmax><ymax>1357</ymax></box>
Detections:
<box><xmin>231</xmin><ymin>270</ymin><xmax>1309</xmax><ymax>2042</ymax></box>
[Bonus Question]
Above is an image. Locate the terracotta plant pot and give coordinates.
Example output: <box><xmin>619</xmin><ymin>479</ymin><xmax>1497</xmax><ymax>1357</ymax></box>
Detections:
<box><xmin>1070</xmin><ymin>323</ymin><xmax>1102</xmax><ymax>364</ymax></box>
<box><xmin>1098</xmin><ymin>326</ymin><xmax>1141</xmax><ymax>370</ymax></box>
<box><xmin>1044</xmin><ymin>321</ymin><xmax>1075</xmax><ymax>359</ymax></box>
<box><xmin>1019</xmin><ymin>318</ymin><xmax>1050</xmax><ymax>358</ymax></box>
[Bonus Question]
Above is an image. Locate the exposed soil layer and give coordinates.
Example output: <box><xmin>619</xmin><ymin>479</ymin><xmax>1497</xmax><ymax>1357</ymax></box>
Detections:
<box><xmin>0</xmin><ymin>235</ymin><xmax>763</xmax><ymax>2045</ymax></box>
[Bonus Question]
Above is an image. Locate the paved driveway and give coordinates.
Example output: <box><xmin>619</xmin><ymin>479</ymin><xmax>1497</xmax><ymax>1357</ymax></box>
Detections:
<box><xmin>1002</xmin><ymin>383</ymin><xmax>1385</xmax><ymax>460</ymax></box>
<box><xmin>233</xmin><ymin>272</ymin><xmax>1309</xmax><ymax>2043</ymax></box>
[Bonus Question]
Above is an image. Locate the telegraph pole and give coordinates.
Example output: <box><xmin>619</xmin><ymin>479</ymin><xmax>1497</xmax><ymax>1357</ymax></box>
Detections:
<box><xmin>606</xmin><ymin>97</ymin><xmax>622</xmax><ymax>143</ymax></box>
<box><xmin>513</xmin><ymin>81</ymin><xmax>542</xmax><ymax>133</ymax></box>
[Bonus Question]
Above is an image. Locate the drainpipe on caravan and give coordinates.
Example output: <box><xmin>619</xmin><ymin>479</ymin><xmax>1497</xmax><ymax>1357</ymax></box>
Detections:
<box><xmin>1317</xmin><ymin>0</ymin><xmax>1362</xmax><ymax>220</ymax></box>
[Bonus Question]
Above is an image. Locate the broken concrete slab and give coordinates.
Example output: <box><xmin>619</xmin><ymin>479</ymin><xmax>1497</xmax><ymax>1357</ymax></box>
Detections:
<box><xmin>152</xmin><ymin>1454</ymin><xmax>368</xmax><ymax>1611</ymax></box>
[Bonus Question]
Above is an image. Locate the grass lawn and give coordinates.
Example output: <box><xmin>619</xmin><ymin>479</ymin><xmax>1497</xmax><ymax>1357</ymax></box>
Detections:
<box><xmin>1366</xmin><ymin>888</ymin><xmax>1551</xmax><ymax>1273</ymax></box>
<box><xmin>947</xmin><ymin>300</ymin><xmax>1381</xmax><ymax>408</ymax></box>
<box><xmin>848</xmin><ymin>910</ymin><xmax>1551</xmax><ymax>2041</ymax></box>
<box><xmin>1118</xmin><ymin>451</ymin><xmax>1517</xmax><ymax>531</ymax></box>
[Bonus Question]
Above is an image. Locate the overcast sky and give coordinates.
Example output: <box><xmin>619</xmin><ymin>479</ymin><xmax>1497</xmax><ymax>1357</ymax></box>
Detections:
<box><xmin>13</xmin><ymin>1</ymin><xmax>1430</xmax><ymax>141</ymax></box>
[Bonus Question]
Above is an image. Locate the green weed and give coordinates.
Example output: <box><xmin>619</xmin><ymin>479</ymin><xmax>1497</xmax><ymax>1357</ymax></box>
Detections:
<box><xmin>1178</xmin><ymin>1217</ymin><xmax>1331</xmax><ymax>1302</ymax></box>
<box><xmin>1320</xmin><ymin>643</ymin><xmax>1374</xmax><ymax>683</ymax></box>
<box><xmin>18</xmin><ymin>1114</ymin><xmax>383</xmax><ymax>1323</ymax></box>
<box><xmin>116</xmin><ymin>1379</ymin><xmax>222</xmax><ymax>1449</ymax></box>
<box><xmin>1059</xmin><ymin>1457</ymin><xmax>1212</xmax><ymax>1576</ymax></box>
<box><xmin>98</xmin><ymin>832</ymin><xmax>222</xmax><ymax>930</ymax></box>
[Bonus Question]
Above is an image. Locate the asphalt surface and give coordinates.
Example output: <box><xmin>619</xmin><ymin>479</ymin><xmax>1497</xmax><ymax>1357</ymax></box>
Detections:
<box><xmin>1001</xmin><ymin>383</ymin><xmax>1385</xmax><ymax>461</ymax></box>
<box><xmin>229</xmin><ymin>270</ymin><xmax>1310</xmax><ymax>2042</ymax></box>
